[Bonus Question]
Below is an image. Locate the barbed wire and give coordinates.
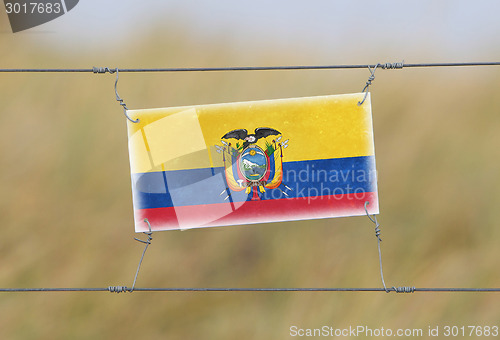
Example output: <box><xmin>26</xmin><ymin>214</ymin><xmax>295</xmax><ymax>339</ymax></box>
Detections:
<box><xmin>0</xmin><ymin>61</ymin><xmax>499</xmax><ymax>73</ymax></box>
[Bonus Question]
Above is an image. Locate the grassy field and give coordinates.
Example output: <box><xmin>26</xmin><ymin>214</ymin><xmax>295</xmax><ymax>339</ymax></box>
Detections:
<box><xmin>1</xmin><ymin>19</ymin><xmax>500</xmax><ymax>339</ymax></box>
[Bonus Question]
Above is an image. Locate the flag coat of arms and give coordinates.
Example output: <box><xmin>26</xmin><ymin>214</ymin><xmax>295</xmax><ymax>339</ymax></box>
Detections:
<box><xmin>127</xmin><ymin>93</ymin><xmax>378</xmax><ymax>232</ymax></box>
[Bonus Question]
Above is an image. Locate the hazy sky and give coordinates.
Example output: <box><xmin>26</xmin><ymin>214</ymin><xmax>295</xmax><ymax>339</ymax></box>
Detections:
<box><xmin>3</xmin><ymin>0</ymin><xmax>500</xmax><ymax>62</ymax></box>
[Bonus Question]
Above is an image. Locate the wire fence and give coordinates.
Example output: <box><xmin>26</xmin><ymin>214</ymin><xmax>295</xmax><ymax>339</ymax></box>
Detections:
<box><xmin>1</xmin><ymin>60</ymin><xmax>500</xmax><ymax>294</ymax></box>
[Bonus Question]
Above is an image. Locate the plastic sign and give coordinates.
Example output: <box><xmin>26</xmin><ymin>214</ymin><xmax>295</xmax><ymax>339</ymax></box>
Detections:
<box><xmin>127</xmin><ymin>93</ymin><xmax>378</xmax><ymax>232</ymax></box>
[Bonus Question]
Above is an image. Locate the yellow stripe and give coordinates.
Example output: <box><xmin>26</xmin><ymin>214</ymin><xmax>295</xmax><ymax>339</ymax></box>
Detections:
<box><xmin>127</xmin><ymin>93</ymin><xmax>374</xmax><ymax>173</ymax></box>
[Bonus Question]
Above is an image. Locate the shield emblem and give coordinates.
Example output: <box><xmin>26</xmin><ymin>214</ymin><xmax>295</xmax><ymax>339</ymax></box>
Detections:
<box><xmin>239</xmin><ymin>146</ymin><xmax>268</xmax><ymax>182</ymax></box>
<box><xmin>219</xmin><ymin>127</ymin><xmax>289</xmax><ymax>201</ymax></box>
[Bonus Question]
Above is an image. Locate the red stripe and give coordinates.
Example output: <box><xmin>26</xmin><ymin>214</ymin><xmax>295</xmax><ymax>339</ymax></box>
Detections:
<box><xmin>134</xmin><ymin>192</ymin><xmax>378</xmax><ymax>232</ymax></box>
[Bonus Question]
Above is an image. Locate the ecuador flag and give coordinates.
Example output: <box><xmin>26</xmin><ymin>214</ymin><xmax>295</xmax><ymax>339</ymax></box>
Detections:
<box><xmin>127</xmin><ymin>93</ymin><xmax>378</xmax><ymax>232</ymax></box>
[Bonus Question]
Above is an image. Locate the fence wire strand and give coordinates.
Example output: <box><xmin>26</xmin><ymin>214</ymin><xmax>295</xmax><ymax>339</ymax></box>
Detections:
<box><xmin>0</xmin><ymin>61</ymin><xmax>500</xmax><ymax>73</ymax></box>
<box><xmin>1</xmin><ymin>287</ymin><xmax>499</xmax><ymax>293</ymax></box>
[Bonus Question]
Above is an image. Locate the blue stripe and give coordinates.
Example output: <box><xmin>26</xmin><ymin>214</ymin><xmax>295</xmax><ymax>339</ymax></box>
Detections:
<box><xmin>131</xmin><ymin>156</ymin><xmax>377</xmax><ymax>210</ymax></box>
<box><xmin>267</xmin><ymin>149</ymin><xmax>276</xmax><ymax>182</ymax></box>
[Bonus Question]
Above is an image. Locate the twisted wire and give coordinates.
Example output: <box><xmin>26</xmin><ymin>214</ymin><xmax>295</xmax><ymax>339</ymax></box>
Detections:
<box><xmin>364</xmin><ymin>201</ymin><xmax>390</xmax><ymax>292</ymax></box>
<box><xmin>357</xmin><ymin>64</ymin><xmax>379</xmax><ymax>106</ymax></box>
<box><xmin>392</xmin><ymin>286</ymin><xmax>416</xmax><ymax>293</ymax></box>
<box><xmin>108</xmin><ymin>286</ymin><xmax>129</xmax><ymax>293</ymax></box>
<box><xmin>380</xmin><ymin>61</ymin><xmax>404</xmax><ymax>69</ymax></box>
<box><xmin>364</xmin><ymin>202</ymin><xmax>417</xmax><ymax>294</ymax></box>
<box><xmin>130</xmin><ymin>219</ymin><xmax>154</xmax><ymax>292</ymax></box>
<box><xmin>112</xmin><ymin>68</ymin><xmax>139</xmax><ymax>123</ymax></box>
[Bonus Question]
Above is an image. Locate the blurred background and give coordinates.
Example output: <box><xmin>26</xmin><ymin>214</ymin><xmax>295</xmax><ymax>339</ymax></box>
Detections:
<box><xmin>1</xmin><ymin>1</ymin><xmax>500</xmax><ymax>339</ymax></box>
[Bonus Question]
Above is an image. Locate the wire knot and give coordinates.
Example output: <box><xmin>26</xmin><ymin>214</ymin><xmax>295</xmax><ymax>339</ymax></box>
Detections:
<box><xmin>391</xmin><ymin>286</ymin><xmax>415</xmax><ymax>293</ymax></box>
<box><xmin>92</xmin><ymin>66</ymin><xmax>116</xmax><ymax>74</ymax></box>
<box><xmin>374</xmin><ymin>224</ymin><xmax>382</xmax><ymax>241</ymax></box>
<box><xmin>365</xmin><ymin>73</ymin><xmax>375</xmax><ymax>87</ymax></box>
<box><xmin>380</xmin><ymin>61</ymin><xmax>404</xmax><ymax>70</ymax></box>
<box><xmin>358</xmin><ymin>64</ymin><xmax>378</xmax><ymax>106</ymax></box>
<box><xmin>108</xmin><ymin>286</ymin><xmax>129</xmax><ymax>293</ymax></box>
<box><xmin>134</xmin><ymin>219</ymin><xmax>153</xmax><ymax>245</ymax></box>
<box><xmin>364</xmin><ymin>201</ymin><xmax>382</xmax><ymax>242</ymax></box>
